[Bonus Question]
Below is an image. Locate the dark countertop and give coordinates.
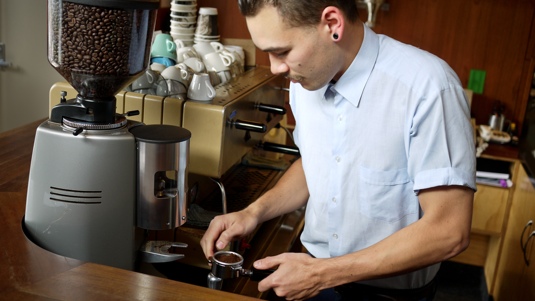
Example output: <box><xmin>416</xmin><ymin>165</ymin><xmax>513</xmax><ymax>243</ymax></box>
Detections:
<box><xmin>481</xmin><ymin>142</ymin><xmax>519</xmax><ymax>161</ymax></box>
<box><xmin>0</xmin><ymin>119</ymin><xmax>259</xmax><ymax>301</ymax></box>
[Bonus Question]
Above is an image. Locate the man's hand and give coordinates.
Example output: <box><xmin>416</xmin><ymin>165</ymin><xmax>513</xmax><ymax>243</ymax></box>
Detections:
<box><xmin>254</xmin><ymin>253</ymin><xmax>327</xmax><ymax>300</ymax></box>
<box><xmin>200</xmin><ymin>209</ymin><xmax>260</xmax><ymax>259</ymax></box>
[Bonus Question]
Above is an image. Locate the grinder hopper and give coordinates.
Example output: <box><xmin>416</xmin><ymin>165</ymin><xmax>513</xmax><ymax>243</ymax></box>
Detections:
<box><xmin>47</xmin><ymin>0</ymin><xmax>158</xmax><ymax>124</ymax></box>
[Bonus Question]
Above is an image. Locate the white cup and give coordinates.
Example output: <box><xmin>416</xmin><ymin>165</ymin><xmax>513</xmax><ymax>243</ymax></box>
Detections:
<box><xmin>161</xmin><ymin>65</ymin><xmax>183</xmax><ymax>81</ymax></box>
<box><xmin>176</xmin><ymin>46</ymin><xmax>199</xmax><ymax>63</ymax></box>
<box><xmin>217</xmin><ymin>70</ymin><xmax>232</xmax><ymax>84</ymax></box>
<box><xmin>176</xmin><ymin>63</ymin><xmax>194</xmax><ymax>86</ymax></box>
<box><xmin>225</xmin><ymin>45</ymin><xmax>244</xmax><ymax>60</ymax></box>
<box><xmin>210</xmin><ymin>41</ymin><xmax>224</xmax><ymax>52</ymax></box>
<box><xmin>150</xmin><ymin>62</ymin><xmax>166</xmax><ymax>73</ymax></box>
<box><xmin>170</xmin><ymin>3</ymin><xmax>197</xmax><ymax>11</ymax></box>
<box><xmin>207</xmin><ymin>70</ymin><xmax>221</xmax><ymax>86</ymax></box>
<box><xmin>131</xmin><ymin>70</ymin><xmax>159</xmax><ymax>90</ymax></box>
<box><xmin>155</xmin><ymin>78</ymin><xmax>170</xmax><ymax>96</ymax></box>
<box><xmin>173</xmin><ymin>39</ymin><xmax>185</xmax><ymax>49</ymax></box>
<box><xmin>187</xmin><ymin>73</ymin><xmax>216</xmax><ymax>101</ymax></box>
<box><xmin>183</xmin><ymin>57</ymin><xmax>205</xmax><ymax>73</ymax></box>
<box><xmin>166</xmin><ymin>79</ymin><xmax>188</xmax><ymax>97</ymax></box>
<box><xmin>171</xmin><ymin>33</ymin><xmax>194</xmax><ymax>42</ymax></box>
<box><xmin>171</xmin><ymin>27</ymin><xmax>196</xmax><ymax>34</ymax></box>
<box><xmin>203</xmin><ymin>52</ymin><xmax>230</xmax><ymax>72</ymax></box>
<box><xmin>193</xmin><ymin>41</ymin><xmax>224</xmax><ymax>57</ymax></box>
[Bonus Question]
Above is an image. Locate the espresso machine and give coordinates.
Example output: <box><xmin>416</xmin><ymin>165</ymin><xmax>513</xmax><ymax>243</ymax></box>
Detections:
<box><xmin>24</xmin><ymin>0</ymin><xmax>191</xmax><ymax>270</ymax></box>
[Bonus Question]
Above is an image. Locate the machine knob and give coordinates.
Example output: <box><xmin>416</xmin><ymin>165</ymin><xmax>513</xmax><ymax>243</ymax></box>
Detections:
<box><xmin>60</xmin><ymin>91</ymin><xmax>67</xmax><ymax>103</ymax></box>
<box><xmin>124</xmin><ymin>110</ymin><xmax>140</xmax><ymax>117</ymax></box>
<box><xmin>256</xmin><ymin>103</ymin><xmax>286</xmax><ymax>115</ymax></box>
<box><xmin>232</xmin><ymin>119</ymin><xmax>267</xmax><ymax>133</ymax></box>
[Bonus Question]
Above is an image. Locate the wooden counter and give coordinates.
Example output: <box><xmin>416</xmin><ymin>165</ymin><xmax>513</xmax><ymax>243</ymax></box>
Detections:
<box><xmin>0</xmin><ymin>119</ymin><xmax>258</xmax><ymax>301</ymax></box>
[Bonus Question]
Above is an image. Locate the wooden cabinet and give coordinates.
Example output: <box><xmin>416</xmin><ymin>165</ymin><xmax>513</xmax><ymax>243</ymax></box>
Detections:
<box><xmin>492</xmin><ymin>164</ymin><xmax>535</xmax><ymax>301</ymax></box>
<box><xmin>472</xmin><ymin>184</ymin><xmax>510</xmax><ymax>235</ymax></box>
<box><xmin>450</xmin><ymin>158</ymin><xmax>517</xmax><ymax>295</ymax></box>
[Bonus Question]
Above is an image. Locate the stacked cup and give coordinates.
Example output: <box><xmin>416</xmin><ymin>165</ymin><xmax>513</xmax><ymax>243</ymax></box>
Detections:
<box><xmin>194</xmin><ymin>7</ymin><xmax>220</xmax><ymax>43</ymax></box>
<box><xmin>170</xmin><ymin>0</ymin><xmax>198</xmax><ymax>46</ymax></box>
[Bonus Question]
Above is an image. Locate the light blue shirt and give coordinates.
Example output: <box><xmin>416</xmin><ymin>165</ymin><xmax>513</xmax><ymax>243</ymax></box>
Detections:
<box><xmin>290</xmin><ymin>24</ymin><xmax>476</xmax><ymax>289</ymax></box>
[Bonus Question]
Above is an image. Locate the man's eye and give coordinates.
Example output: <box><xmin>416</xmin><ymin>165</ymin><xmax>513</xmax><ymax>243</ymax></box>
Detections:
<box><xmin>274</xmin><ymin>51</ymin><xmax>288</xmax><ymax>58</ymax></box>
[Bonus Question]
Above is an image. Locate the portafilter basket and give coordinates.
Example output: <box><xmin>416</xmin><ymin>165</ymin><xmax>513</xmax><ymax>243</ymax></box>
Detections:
<box><xmin>207</xmin><ymin>250</ymin><xmax>274</xmax><ymax>290</ymax></box>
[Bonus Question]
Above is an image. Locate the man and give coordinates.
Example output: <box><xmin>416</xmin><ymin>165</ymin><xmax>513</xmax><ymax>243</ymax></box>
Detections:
<box><xmin>200</xmin><ymin>1</ymin><xmax>476</xmax><ymax>300</ymax></box>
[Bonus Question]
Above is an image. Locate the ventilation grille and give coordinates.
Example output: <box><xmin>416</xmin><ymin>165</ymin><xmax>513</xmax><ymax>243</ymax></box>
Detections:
<box><xmin>49</xmin><ymin>186</ymin><xmax>102</xmax><ymax>204</ymax></box>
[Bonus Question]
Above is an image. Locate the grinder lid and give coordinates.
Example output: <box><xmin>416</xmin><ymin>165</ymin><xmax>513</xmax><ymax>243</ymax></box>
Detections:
<box><xmin>66</xmin><ymin>0</ymin><xmax>160</xmax><ymax>10</ymax></box>
<box><xmin>130</xmin><ymin>124</ymin><xmax>191</xmax><ymax>144</ymax></box>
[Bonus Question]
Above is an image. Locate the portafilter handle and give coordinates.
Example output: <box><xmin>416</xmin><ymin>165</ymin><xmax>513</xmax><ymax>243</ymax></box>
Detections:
<box><xmin>241</xmin><ymin>267</ymin><xmax>276</xmax><ymax>281</ymax></box>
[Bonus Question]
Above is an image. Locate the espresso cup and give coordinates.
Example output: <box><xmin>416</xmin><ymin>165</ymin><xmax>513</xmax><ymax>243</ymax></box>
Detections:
<box><xmin>203</xmin><ymin>52</ymin><xmax>230</xmax><ymax>72</ymax></box>
<box><xmin>187</xmin><ymin>73</ymin><xmax>216</xmax><ymax>101</ymax></box>
<box><xmin>151</xmin><ymin>33</ymin><xmax>177</xmax><ymax>62</ymax></box>
<box><xmin>176</xmin><ymin>46</ymin><xmax>200</xmax><ymax>63</ymax></box>
<box><xmin>150</xmin><ymin>62</ymin><xmax>167</xmax><ymax>73</ymax></box>
<box><xmin>162</xmin><ymin>64</ymin><xmax>192</xmax><ymax>87</ymax></box>
<box><xmin>193</xmin><ymin>41</ymin><xmax>223</xmax><ymax>57</ymax></box>
<box><xmin>166</xmin><ymin>79</ymin><xmax>188</xmax><ymax>97</ymax></box>
<box><xmin>183</xmin><ymin>57</ymin><xmax>205</xmax><ymax>73</ymax></box>
<box><xmin>207</xmin><ymin>70</ymin><xmax>221</xmax><ymax>86</ymax></box>
<box><xmin>217</xmin><ymin>70</ymin><xmax>232</xmax><ymax>84</ymax></box>
<box><xmin>131</xmin><ymin>69</ymin><xmax>159</xmax><ymax>90</ymax></box>
<box><xmin>224</xmin><ymin>45</ymin><xmax>245</xmax><ymax>61</ymax></box>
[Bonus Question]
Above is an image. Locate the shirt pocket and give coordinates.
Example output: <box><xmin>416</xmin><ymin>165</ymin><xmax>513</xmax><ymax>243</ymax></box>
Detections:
<box><xmin>357</xmin><ymin>166</ymin><xmax>416</xmax><ymax>223</ymax></box>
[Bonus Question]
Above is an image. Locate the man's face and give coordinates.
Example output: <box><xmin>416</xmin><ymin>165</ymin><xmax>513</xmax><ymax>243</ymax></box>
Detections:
<box><xmin>246</xmin><ymin>6</ymin><xmax>337</xmax><ymax>91</ymax></box>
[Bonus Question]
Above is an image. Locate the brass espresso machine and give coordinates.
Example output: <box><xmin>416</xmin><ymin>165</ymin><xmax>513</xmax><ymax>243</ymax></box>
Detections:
<box><xmin>24</xmin><ymin>0</ymin><xmax>192</xmax><ymax>271</ymax></box>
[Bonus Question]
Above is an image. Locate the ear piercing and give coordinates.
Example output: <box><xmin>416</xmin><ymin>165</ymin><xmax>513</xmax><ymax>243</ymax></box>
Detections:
<box><xmin>333</xmin><ymin>33</ymin><xmax>339</xmax><ymax>40</ymax></box>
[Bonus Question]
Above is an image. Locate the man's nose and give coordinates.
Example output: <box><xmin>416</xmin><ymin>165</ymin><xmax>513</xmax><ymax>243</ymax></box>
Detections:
<box><xmin>269</xmin><ymin>55</ymin><xmax>289</xmax><ymax>75</ymax></box>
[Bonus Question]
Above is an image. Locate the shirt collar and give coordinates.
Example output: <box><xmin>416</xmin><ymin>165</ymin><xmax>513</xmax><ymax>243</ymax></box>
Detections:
<box><xmin>331</xmin><ymin>24</ymin><xmax>379</xmax><ymax>107</ymax></box>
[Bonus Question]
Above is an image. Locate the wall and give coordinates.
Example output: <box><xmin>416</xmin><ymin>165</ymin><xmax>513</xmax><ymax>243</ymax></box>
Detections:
<box><xmin>193</xmin><ymin>0</ymin><xmax>535</xmax><ymax>133</ymax></box>
<box><xmin>0</xmin><ymin>0</ymin><xmax>63</xmax><ymax>133</ymax></box>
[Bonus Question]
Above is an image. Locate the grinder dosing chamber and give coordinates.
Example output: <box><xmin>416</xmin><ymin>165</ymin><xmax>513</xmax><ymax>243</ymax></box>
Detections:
<box><xmin>132</xmin><ymin>124</ymin><xmax>190</xmax><ymax>230</ymax></box>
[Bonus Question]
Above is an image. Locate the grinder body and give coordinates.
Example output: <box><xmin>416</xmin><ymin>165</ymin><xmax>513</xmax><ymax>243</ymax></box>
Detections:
<box><xmin>25</xmin><ymin>121</ymin><xmax>139</xmax><ymax>270</ymax></box>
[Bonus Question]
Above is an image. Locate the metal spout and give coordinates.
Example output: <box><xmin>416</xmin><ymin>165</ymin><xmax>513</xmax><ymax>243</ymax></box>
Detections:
<box><xmin>207</xmin><ymin>272</ymin><xmax>223</xmax><ymax>290</ymax></box>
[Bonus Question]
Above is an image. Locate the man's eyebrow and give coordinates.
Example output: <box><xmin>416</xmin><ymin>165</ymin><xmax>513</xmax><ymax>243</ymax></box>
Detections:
<box><xmin>259</xmin><ymin>46</ymin><xmax>288</xmax><ymax>53</ymax></box>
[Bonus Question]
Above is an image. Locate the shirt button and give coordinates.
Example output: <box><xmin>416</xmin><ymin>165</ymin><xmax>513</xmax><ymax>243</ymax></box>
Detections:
<box><xmin>335</xmin><ymin>156</ymin><xmax>341</xmax><ymax>163</ymax></box>
<box><xmin>333</xmin><ymin>234</ymin><xmax>338</xmax><ymax>239</ymax></box>
<box><xmin>332</xmin><ymin>197</ymin><xmax>337</xmax><ymax>203</ymax></box>
<box><xmin>338</xmin><ymin>115</ymin><xmax>343</xmax><ymax>122</ymax></box>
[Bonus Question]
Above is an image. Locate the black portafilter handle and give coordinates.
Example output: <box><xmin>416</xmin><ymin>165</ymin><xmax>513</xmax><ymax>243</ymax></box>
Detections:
<box><xmin>243</xmin><ymin>267</ymin><xmax>277</xmax><ymax>281</ymax></box>
<box><xmin>260</xmin><ymin>141</ymin><xmax>300</xmax><ymax>156</ymax></box>
<box><xmin>256</xmin><ymin>103</ymin><xmax>286</xmax><ymax>115</ymax></box>
<box><xmin>232</xmin><ymin>119</ymin><xmax>267</xmax><ymax>133</ymax></box>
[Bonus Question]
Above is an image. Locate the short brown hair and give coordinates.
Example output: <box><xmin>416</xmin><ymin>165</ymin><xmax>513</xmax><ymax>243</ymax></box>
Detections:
<box><xmin>237</xmin><ymin>0</ymin><xmax>359</xmax><ymax>28</ymax></box>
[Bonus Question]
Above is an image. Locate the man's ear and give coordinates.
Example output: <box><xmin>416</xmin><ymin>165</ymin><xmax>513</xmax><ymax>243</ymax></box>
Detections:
<box><xmin>321</xmin><ymin>6</ymin><xmax>345</xmax><ymax>41</ymax></box>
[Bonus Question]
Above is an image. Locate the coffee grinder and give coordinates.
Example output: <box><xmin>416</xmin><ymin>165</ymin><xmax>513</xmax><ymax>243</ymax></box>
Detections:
<box><xmin>24</xmin><ymin>0</ymin><xmax>191</xmax><ymax>270</ymax></box>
